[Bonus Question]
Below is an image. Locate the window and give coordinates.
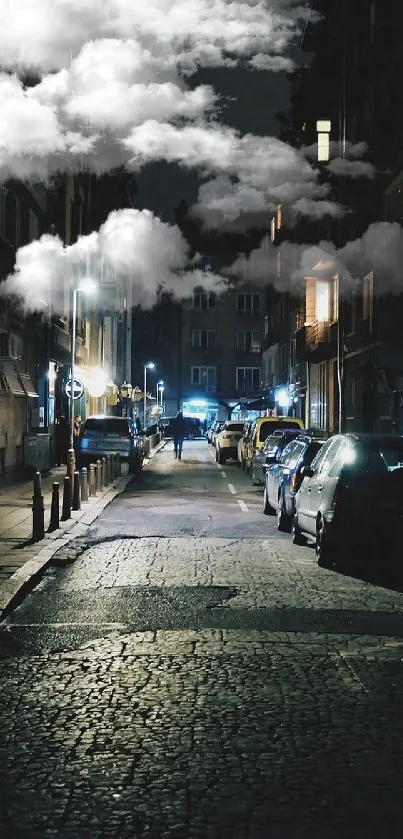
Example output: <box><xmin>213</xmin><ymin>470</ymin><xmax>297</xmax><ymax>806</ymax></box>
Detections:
<box><xmin>283</xmin><ymin>440</ymin><xmax>305</xmax><ymax>468</ymax></box>
<box><xmin>193</xmin><ymin>291</ymin><xmax>216</xmax><ymax>310</ymax></box>
<box><xmin>316</xmin><ymin>281</ymin><xmax>330</xmax><ymax>321</ymax></box>
<box><xmin>192</xmin><ymin>330</ymin><xmax>216</xmax><ymax>348</ymax></box>
<box><xmin>237</xmin><ymin>330</ymin><xmax>260</xmax><ymax>352</ymax></box>
<box><xmin>363</xmin><ymin>271</ymin><xmax>373</xmax><ymax>331</ymax></box>
<box><xmin>237</xmin><ymin>293</ymin><xmax>260</xmax><ymax>317</ymax></box>
<box><xmin>4</xmin><ymin>191</ymin><xmax>20</xmax><ymax>247</ymax></box>
<box><xmin>191</xmin><ymin>366</ymin><xmax>216</xmax><ymax>386</ymax></box>
<box><xmin>236</xmin><ymin>367</ymin><xmax>260</xmax><ymax>391</ymax></box>
<box><xmin>29</xmin><ymin>209</ymin><xmax>39</xmax><ymax>242</ymax></box>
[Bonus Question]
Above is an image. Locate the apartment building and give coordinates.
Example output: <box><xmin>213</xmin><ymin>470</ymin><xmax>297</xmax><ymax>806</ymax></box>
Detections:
<box><xmin>263</xmin><ymin>0</ymin><xmax>403</xmax><ymax>435</ymax></box>
<box><xmin>180</xmin><ymin>283</ymin><xmax>266</xmax><ymax>423</ymax></box>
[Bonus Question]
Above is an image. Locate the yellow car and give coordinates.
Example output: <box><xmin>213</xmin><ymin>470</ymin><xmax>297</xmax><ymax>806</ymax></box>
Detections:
<box><xmin>245</xmin><ymin>416</ymin><xmax>304</xmax><ymax>476</ymax></box>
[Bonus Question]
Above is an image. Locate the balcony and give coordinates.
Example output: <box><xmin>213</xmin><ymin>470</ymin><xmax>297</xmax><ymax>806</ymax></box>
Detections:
<box><xmin>295</xmin><ymin>321</ymin><xmax>336</xmax><ymax>363</ymax></box>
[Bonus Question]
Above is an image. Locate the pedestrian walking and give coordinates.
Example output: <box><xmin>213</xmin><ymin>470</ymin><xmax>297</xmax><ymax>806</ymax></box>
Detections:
<box><xmin>171</xmin><ymin>411</ymin><xmax>186</xmax><ymax>460</ymax></box>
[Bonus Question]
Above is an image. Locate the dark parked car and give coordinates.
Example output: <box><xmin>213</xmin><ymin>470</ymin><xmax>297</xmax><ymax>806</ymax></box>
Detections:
<box><xmin>292</xmin><ymin>433</ymin><xmax>403</xmax><ymax>565</ymax></box>
<box><xmin>78</xmin><ymin>415</ymin><xmax>143</xmax><ymax>472</ymax></box>
<box><xmin>250</xmin><ymin>429</ymin><xmax>302</xmax><ymax>486</ymax></box>
<box><xmin>263</xmin><ymin>432</ymin><xmax>327</xmax><ymax>530</ymax></box>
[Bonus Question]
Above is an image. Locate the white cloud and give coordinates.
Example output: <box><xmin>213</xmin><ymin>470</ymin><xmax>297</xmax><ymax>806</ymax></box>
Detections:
<box><xmin>0</xmin><ymin>0</ymin><xmax>309</xmax><ymax>72</ymax></box>
<box><xmin>223</xmin><ymin>223</ymin><xmax>403</xmax><ymax>297</ymax></box>
<box><xmin>1</xmin><ymin>209</ymin><xmax>229</xmax><ymax>314</ymax></box>
<box><xmin>292</xmin><ymin>197</ymin><xmax>344</xmax><ymax>218</ymax></box>
<box><xmin>326</xmin><ymin>158</ymin><xmax>376</xmax><ymax>179</ymax></box>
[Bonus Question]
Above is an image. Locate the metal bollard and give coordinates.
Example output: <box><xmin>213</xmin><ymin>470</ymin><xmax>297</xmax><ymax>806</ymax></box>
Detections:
<box><xmin>105</xmin><ymin>454</ymin><xmax>110</xmax><ymax>485</ymax></box>
<box><xmin>61</xmin><ymin>476</ymin><xmax>71</xmax><ymax>521</ymax></box>
<box><xmin>48</xmin><ymin>482</ymin><xmax>60</xmax><ymax>532</ymax></box>
<box><xmin>32</xmin><ymin>492</ymin><xmax>45</xmax><ymax>541</ymax></box>
<box><xmin>80</xmin><ymin>467</ymin><xmax>89</xmax><ymax>502</ymax></box>
<box><xmin>72</xmin><ymin>470</ymin><xmax>81</xmax><ymax>511</ymax></box>
<box><xmin>67</xmin><ymin>447</ymin><xmax>75</xmax><ymax>490</ymax></box>
<box><xmin>108</xmin><ymin>454</ymin><xmax>114</xmax><ymax>483</ymax></box>
<box><xmin>116</xmin><ymin>452</ymin><xmax>121</xmax><ymax>478</ymax></box>
<box><xmin>89</xmin><ymin>463</ymin><xmax>96</xmax><ymax>497</ymax></box>
<box><xmin>102</xmin><ymin>457</ymin><xmax>107</xmax><ymax>487</ymax></box>
<box><xmin>96</xmin><ymin>459</ymin><xmax>102</xmax><ymax>492</ymax></box>
<box><xmin>33</xmin><ymin>471</ymin><xmax>42</xmax><ymax>498</ymax></box>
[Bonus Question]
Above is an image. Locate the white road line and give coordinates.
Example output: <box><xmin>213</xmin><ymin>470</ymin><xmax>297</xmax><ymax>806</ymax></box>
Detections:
<box><xmin>216</xmin><ymin>463</ymin><xmax>222</xmax><ymax>469</ymax></box>
<box><xmin>221</xmin><ymin>472</ymin><xmax>227</xmax><ymax>478</ymax></box>
<box><xmin>227</xmin><ymin>483</ymin><xmax>237</xmax><ymax>495</ymax></box>
<box><xmin>237</xmin><ymin>499</ymin><xmax>248</xmax><ymax>512</ymax></box>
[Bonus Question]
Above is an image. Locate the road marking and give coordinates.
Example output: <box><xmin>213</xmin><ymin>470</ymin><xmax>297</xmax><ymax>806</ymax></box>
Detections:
<box><xmin>216</xmin><ymin>463</ymin><xmax>222</xmax><ymax>469</ymax></box>
<box><xmin>227</xmin><ymin>483</ymin><xmax>237</xmax><ymax>495</ymax></box>
<box><xmin>221</xmin><ymin>472</ymin><xmax>227</xmax><ymax>478</ymax></box>
<box><xmin>237</xmin><ymin>499</ymin><xmax>248</xmax><ymax>512</ymax></box>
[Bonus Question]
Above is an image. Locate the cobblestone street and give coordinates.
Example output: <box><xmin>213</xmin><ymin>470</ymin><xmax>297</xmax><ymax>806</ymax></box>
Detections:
<box><xmin>1</xmin><ymin>441</ymin><xmax>403</xmax><ymax>838</ymax></box>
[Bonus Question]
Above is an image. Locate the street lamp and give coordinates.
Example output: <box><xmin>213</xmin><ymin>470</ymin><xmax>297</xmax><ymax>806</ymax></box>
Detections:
<box><xmin>157</xmin><ymin>380</ymin><xmax>164</xmax><ymax>411</ymax></box>
<box><xmin>68</xmin><ymin>279</ymin><xmax>96</xmax><ymax>478</ymax></box>
<box><xmin>143</xmin><ymin>362</ymin><xmax>155</xmax><ymax>430</ymax></box>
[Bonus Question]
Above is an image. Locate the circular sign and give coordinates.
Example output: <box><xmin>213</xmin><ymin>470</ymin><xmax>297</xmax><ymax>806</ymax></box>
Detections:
<box><xmin>65</xmin><ymin>378</ymin><xmax>84</xmax><ymax>400</ymax></box>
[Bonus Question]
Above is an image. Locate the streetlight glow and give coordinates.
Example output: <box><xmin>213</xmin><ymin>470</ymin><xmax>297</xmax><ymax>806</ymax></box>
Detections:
<box><xmin>143</xmin><ymin>361</ymin><xmax>155</xmax><ymax>430</ymax></box>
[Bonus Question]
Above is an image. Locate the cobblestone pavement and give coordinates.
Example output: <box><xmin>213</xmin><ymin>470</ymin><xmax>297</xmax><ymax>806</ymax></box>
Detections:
<box><xmin>1</xmin><ymin>441</ymin><xmax>403</xmax><ymax>838</ymax></box>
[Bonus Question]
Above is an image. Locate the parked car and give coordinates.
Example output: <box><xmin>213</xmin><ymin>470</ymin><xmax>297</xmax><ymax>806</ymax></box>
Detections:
<box><xmin>78</xmin><ymin>415</ymin><xmax>144</xmax><ymax>472</ymax></box>
<box><xmin>245</xmin><ymin>416</ymin><xmax>304</xmax><ymax>474</ymax></box>
<box><xmin>263</xmin><ymin>432</ymin><xmax>327</xmax><ymax>530</ymax></box>
<box><xmin>251</xmin><ymin>429</ymin><xmax>302</xmax><ymax>486</ymax></box>
<box><xmin>215</xmin><ymin>421</ymin><xmax>245</xmax><ymax>464</ymax></box>
<box><xmin>237</xmin><ymin>421</ymin><xmax>253</xmax><ymax>470</ymax></box>
<box><xmin>211</xmin><ymin>421</ymin><xmax>225</xmax><ymax>448</ymax></box>
<box><xmin>292</xmin><ymin>433</ymin><xmax>403</xmax><ymax>565</ymax></box>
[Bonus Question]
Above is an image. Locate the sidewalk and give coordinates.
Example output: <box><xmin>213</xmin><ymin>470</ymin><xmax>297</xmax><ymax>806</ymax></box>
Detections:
<box><xmin>0</xmin><ymin>439</ymin><xmax>166</xmax><ymax>620</ymax></box>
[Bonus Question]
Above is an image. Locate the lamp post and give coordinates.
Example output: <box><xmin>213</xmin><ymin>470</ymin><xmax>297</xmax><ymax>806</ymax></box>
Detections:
<box><xmin>143</xmin><ymin>362</ymin><xmax>155</xmax><ymax>430</ymax></box>
<box><xmin>157</xmin><ymin>380</ymin><xmax>164</xmax><ymax>412</ymax></box>
<box><xmin>68</xmin><ymin>279</ymin><xmax>96</xmax><ymax>483</ymax></box>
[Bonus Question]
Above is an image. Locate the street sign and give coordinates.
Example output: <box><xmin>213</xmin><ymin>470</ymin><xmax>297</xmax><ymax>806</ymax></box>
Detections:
<box><xmin>65</xmin><ymin>378</ymin><xmax>84</xmax><ymax>400</ymax></box>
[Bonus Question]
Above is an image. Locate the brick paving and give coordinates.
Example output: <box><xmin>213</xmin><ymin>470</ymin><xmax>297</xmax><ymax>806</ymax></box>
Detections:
<box><xmin>1</xmin><ymin>443</ymin><xmax>403</xmax><ymax>837</ymax></box>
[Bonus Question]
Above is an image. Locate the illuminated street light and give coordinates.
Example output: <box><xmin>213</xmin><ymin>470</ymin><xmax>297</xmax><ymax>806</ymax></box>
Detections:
<box><xmin>143</xmin><ymin>362</ymin><xmax>155</xmax><ymax>429</ymax></box>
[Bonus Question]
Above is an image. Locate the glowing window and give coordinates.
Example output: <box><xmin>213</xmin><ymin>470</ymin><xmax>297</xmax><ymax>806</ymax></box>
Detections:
<box><xmin>316</xmin><ymin>281</ymin><xmax>330</xmax><ymax>321</ymax></box>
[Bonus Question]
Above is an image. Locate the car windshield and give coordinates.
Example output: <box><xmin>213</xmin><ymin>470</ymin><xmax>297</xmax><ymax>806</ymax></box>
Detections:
<box><xmin>225</xmin><ymin>423</ymin><xmax>244</xmax><ymax>432</ymax></box>
<box><xmin>259</xmin><ymin>420</ymin><xmax>302</xmax><ymax>442</ymax></box>
<box><xmin>84</xmin><ymin>418</ymin><xmax>130</xmax><ymax>434</ymax></box>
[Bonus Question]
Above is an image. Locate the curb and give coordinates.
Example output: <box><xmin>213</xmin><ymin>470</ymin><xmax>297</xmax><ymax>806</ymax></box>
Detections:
<box><xmin>0</xmin><ymin>440</ymin><xmax>167</xmax><ymax>622</ymax></box>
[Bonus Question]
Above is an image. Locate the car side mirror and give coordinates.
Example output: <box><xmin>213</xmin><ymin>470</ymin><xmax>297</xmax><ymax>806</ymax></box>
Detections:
<box><xmin>301</xmin><ymin>465</ymin><xmax>314</xmax><ymax>478</ymax></box>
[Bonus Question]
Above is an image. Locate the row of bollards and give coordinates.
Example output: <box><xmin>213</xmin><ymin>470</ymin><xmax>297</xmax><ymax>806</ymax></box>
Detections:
<box><xmin>32</xmin><ymin>452</ymin><xmax>123</xmax><ymax>542</ymax></box>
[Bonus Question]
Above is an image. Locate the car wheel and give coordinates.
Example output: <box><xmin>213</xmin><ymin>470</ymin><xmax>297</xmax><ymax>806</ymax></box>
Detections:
<box><xmin>315</xmin><ymin>517</ymin><xmax>335</xmax><ymax>567</ymax></box>
<box><xmin>218</xmin><ymin>449</ymin><xmax>226</xmax><ymax>464</ymax></box>
<box><xmin>251</xmin><ymin>471</ymin><xmax>261</xmax><ymax>486</ymax></box>
<box><xmin>241</xmin><ymin>457</ymin><xmax>246</xmax><ymax>472</ymax></box>
<box><xmin>277</xmin><ymin>495</ymin><xmax>291</xmax><ymax>532</ymax></box>
<box><xmin>263</xmin><ymin>485</ymin><xmax>275</xmax><ymax>515</ymax></box>
<box><xmin>291</xmin><ymin>513</ymin><xmax>307</xmax><ymax>545</ymax></box>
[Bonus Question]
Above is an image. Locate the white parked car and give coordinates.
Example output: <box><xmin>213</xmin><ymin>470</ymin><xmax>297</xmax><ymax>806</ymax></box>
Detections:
<box><xmin>215</xmin><ymin>421</ymin><xmax>245</xmax><ymax>464</ymax></box>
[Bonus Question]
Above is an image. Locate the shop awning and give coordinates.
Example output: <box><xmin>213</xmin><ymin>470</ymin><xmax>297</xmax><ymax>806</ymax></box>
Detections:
<box><xmin>18</xmin><ymin>372</ymin><xmax>39</xmax><ymax>398</ymax></box>
<box><xmin>0</xmin><ymin>365</ymin><xmax>26</xmax><ymax>396</ymax></box>
<box><xmin>0</xmin><ymin>364</ymin><xmax>38</xmax><ymax>397</ymax></box>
